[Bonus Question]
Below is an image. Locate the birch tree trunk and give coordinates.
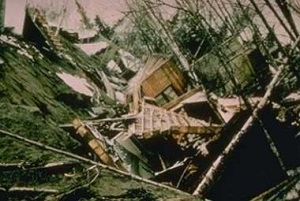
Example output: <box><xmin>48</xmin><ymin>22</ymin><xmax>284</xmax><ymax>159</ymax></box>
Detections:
<box><xmin>137</xmin><ymin>0</ymin><xmax>199</xmax><ymax>84</ymax></box>
<box><xmin>248</xmin><ymin>0</ymin><xmax>300</xmax><ymax>85</ymax></box>
<box><xmin>8</xmin><ymin>187</ymin><xmax>59</xmax><ymax>194</ymax></box>
<box><xmin>193</xmin><ymin>63</ymin><xmax>285</xmax><ymax>196</ymax></box>
<box><xmin>0</xmin><ymin>0</ymin><xmax>5</xmax><ymax>32</ymax></box>
<box><xmin>274</xmin><ymin>0</ymin><xmax>299</xmax><ymax>37</ymax></box>
<box><xmin>264</xmin><ymin>0</ymin><xmax>296</xmax><ymax>41</ymax></box>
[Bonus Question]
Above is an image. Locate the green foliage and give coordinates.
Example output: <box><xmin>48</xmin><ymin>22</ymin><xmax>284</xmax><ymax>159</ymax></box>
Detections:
<box><xmin>124</xmin><ymin>188</ymin><xmax>157</xmax><ymax>201</ymax></box>
<box><xmin>0</xmin><ymin>103</ymin><xmax>80</xmax><ymax>162</ymax></box>
<box><xmin>75</xmin><ymin>0</ymin><xmax>93</xmax><ymax>30</ymax></box>
<box><xmin>94</xmin><ymin>15</ymin><xmax>114</xmax><ymax>40</ymax></box>
<box><xmin>119</xmin><ymin>15</ymin><xmax>170</xmax><ymax>58</ymax></box>
<box><xmin>170</xmin><ymin>12</ymin><xmax>224</xmax><ymax>59</ymax></box>
<box><xmin>119</xmin><ymin>5</ymin><xmax>225</xmax><ymax>61</ymax></box>
<box><xmin>59</xmin><ymin>186</ymin><xmax>95</xmax><ymax>201</ymax></box>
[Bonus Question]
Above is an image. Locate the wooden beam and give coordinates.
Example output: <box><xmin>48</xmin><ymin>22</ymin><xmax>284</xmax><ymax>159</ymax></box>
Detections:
<box><xmin>73</xmin><ymin>119</ymin><xmax>117</xmax><ymax>168</ymax></box>
<box><xmin>0</xmin><ymin>129</ymin><xmax>192</xmax><ymax>196</ymax></box>
<box><xmin>171</xmin><ymin>126</ymin><xmax>222</xmax><ymax>135</ymax></box>
<box><xmin>163</xmin><ymin>87</ymin><xmax>203</xmax><ymax>110</ymax></box>
<box><xmin>0</xmin><ymin>161</ymin><xmax>77</xmax><ymax>172</ymax></box>
<box><xmin>8</xmin><ymin>187</ymin><xmax>59</xmax><ymax>194</ymax></box>
<box><xmin>0</xmin><ymin>0</ymin><xmax>5</xmax><ymax>32</ymax></box>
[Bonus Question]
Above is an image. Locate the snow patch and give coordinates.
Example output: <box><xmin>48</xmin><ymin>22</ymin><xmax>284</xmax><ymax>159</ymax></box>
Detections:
<box><xmin>4</xmin><ymin>0</ymin><xmax>26</xmax><ymax>35</ymax></box>
<box><xmin>76</xmin><ymin>41</ymin><xmax>108</xmax><ymax>55</ymax></box>
<box><xmin>107</xmin><ymin>60</ymin><xmax>122</xmax><ymax>73</ymax></box>
<box><xmin>77</xmin><ymin>29</ymin><xmax>98</xmax><ymax>39</ymax></box>
<box><xmin>56</xmin><ymin>72</ymin><xmax>94</xmax><ymax>97</ymax></box>
<box><xmin>118</xmin><ymin>49</ymin><xmax>143</xmax><ymax>72</ymax></box>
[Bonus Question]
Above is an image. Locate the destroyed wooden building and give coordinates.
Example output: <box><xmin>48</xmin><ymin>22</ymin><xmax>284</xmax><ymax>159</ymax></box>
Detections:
<box><xmin>138</xmin><ymin>56</ymin><xmax>188</xmax><ymax>106</ymax></box>
<box><xmin>68</xmin><ymin>49</ymin><xmax>300</xmax><ymax>200</ymax></box>
<box><xmin>0</xmin><ymin>5</ymin><xmax>198</xmax><ymax>200</ymax></box>
<box><xmin>194</xmin><ymin>36</ymin><xmax>269</xmax><ymax>94</ymax></box>
<box><xmin>1</xmin><ymin>1</ymin><xmax>300</xmax><ymax>201</ymax></box>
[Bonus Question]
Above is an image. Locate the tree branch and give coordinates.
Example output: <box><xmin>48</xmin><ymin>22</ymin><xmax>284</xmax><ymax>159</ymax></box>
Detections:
<box><xmin>0</xmin><ymin>129</ymin><xmax>190</xmax><ymax>196</ymax></box>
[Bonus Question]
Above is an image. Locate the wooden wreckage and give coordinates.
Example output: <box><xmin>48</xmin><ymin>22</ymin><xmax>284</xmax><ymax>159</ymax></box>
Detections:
<box><xmin>26</xmin><ymin>8</ymin><xmax>299</xmax><ymax>198</ymax></box>
<box><xmin>65</xmin><ymin>53</ymin><xmax>292</xmax><ymax>200</ymax></box>
<box><xmin>1</xmin><ymin>3</ymin><xmax>300</xmax><ymax>201</ymax></box>
<box><xmin>0</xmin><ymin>6</ymin><xmax>196</xmax><ymax>200</ymax></box>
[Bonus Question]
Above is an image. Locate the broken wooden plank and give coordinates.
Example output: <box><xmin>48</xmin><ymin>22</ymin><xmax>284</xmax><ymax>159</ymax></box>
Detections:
<box><xmin>0</xmin><ymin>0</ymin><xmax>5</xmax><ymax>32</ymax></box>
<box><xmin>73</xmin><ymin>119</ymin><xmax>122</xmax><ymax>170</ymax></box>
<box><xmin>0</xmin><ymin>161</ymin><xmax>77</xmax><ymax>173</ymax></box>
<box><xmin>8</xmin><ymin>187</ymin><xmax>59</xmax><ymax>194</ymax></box>
<box><xmin>170</xmin><ymin>125</ymin><xmax>222</xmax><ymax>135</ymax></box>
<box><xmin>139</xmin><ymin>124</ymin><xmax>221</xmax><ymax>141</ymax></box>
<box><xmin>97</xmin><ymin>69</ymin><xmax>116</xmax><ymax>100</ymax></box>
<box><xmin>0</xmin><ymin>129</ymin><xmax>192</xmax><ymax>196</ymax></box>
<box><xmin>163</xmin><ymin>87</ymin><xmax>202</xmax><ymax>110</ymax></box>
<box><xmin>0</xmin><ymin>162</ymin><xmax>25</xmax><ymax>171</ymax></box>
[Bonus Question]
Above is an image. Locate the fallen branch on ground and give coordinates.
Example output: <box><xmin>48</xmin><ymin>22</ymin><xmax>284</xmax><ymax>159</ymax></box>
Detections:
<box><xmin>0</xmin><ymin>129</ymin><xmax>191</xmax><ymax>196</ymax></box>
<box><xmin>0</xmin><ymin>162</ymin><xmax>25</xmax><ymax>170</ymax></box>
<box><xmin>0</xmin><ymin>161</ymin><xmax>77</xmax><ymax>172</ymax></box>
<box><xmin>8</xmin><ymin>187</ymin><xmax>59</xmax><ymax>194</ymax></box>
<box><xmin>56</xmin><ymin>166</ymin><xmax>100</xmax><ymax>200</ymax></box>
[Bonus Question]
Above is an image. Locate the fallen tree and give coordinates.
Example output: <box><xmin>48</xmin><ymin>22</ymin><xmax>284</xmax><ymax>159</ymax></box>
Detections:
<box><xmin>0</xmin><ymin>129</ymin><xmax>192</xmax><ymax>197</ymax></box>
<box><xmin>8</xmin><ymin>187</ymin><xmax>59</xmax><ymax>194</ymax></box>
<box><xmin>193</xmin><ymin>62</ymin><xmax>285</xmax><ymax>196</ymax></box>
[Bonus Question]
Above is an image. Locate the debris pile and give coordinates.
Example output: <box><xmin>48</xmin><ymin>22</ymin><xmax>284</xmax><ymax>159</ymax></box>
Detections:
<box><xmin>1</xmin><ymin>1</ymin><xmax>300</xmax><ymax>200</ymax></box>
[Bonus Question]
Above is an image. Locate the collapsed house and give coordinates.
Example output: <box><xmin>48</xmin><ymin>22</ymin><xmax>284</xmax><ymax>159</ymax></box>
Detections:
<box><xmin>194</xmin><ymin>36</ymin><xmax>269</xmax><ymax>94</ymax></box>
<box><xmin>68</xmin><ymin>52</ymin><xmax>300</xmax><ymax>200</ymax></box>
<box><xmin>0</xmin><ymin>5</ymin><xmax>198</xmax><ymax>201</ymax></box>
<box><xmin>1</xmin><ymin>2</ymin><xmax>300</xmax><ymax>201</ymax></box>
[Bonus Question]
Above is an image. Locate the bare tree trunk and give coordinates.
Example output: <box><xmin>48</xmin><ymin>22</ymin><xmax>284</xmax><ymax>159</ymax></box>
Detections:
<box><xmin>96</xmin><ymin>69</ymin><xmax>116</xmax><ymax>100</ymax></box>
<box><xmin>8</xmin><ymin>187</ymin><xmax>59</xmax><ymax>194</ymax></box>
<box><xmin>257</xmin><ymin>119</ymin><xmax>286</xmax><ymax>171</ymax></box>
<box><xmin>248</xmin><ymin>0</ymin><xmax>300</xmax><ymax>82</ymax></box>
<box><xmin>234</xmin><ymin>0</ymin><xmax>277</xmax><ymax>68</ymax></box>
<box><xmin>193</xmin><ymin>63</ymin><xmax>285</xmax><ymax>196</ymax></box>
<box><xmin>0</xmin><ymin>0</ymin><xmax>5</xmax><ymax>32</ymax></box>
<box><xmin>214</xmin><ymin>0</ymin><xmax>235</xmax><ymax>32</ymax></box>
<box><xmin>55</xmin><ymin>5</ymin><xmax>67</xmax><ymax>36</ymax></box>
<box><xmin>0</xmin><ymin>161</ymin><xmax>77</xmax><ymax>171</ymax></box>
<box><xmin>206</xmin><ymin>0</ymin><xmax>232</xmax><ymax>33</ymax></box>
<box><xmin>275</xmin><ymin>0</ymin><xmax>299</xmax><ymax>37</ymax></box>
<box><xmin>264</xmin><ymin>0</ymin><xmax>296</xmax><ymax>41</ymax></box>
<box><xmin>137</xmin><ymin>0</ymin><xmax>199</xmax><ymax>84</ymax></box>
<box><xmin>248</xmin><ymin>0</ymin><xmax>287</xmax><ymax>56</ymax></box>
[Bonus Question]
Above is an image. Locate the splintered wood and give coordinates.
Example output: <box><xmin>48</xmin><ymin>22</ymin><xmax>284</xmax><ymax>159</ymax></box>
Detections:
<box><xmin>72</xmin><ymin>118</ymin><xmax>127</xmax><ymax>171</ymax></box>
<box><xmin>193</xmin><ymin>64</ymin><xmax>285</xmax><ymax>196</ymax></box>
<box><xmin>128</xmin><ymin>102</ymin><xmax>221</xmax><ymax>138</ymax></box>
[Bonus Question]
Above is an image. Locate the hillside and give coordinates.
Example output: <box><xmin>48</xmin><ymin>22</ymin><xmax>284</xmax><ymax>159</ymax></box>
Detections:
<box><xmin>0</xmin><ymin>8</ymin><xmax>196</xmax><ymax>200</ymax></box>
<box><xmin>1</xmin><ymin>0</ymin><xmax>300</xmax><ymax>201</ymax></box>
